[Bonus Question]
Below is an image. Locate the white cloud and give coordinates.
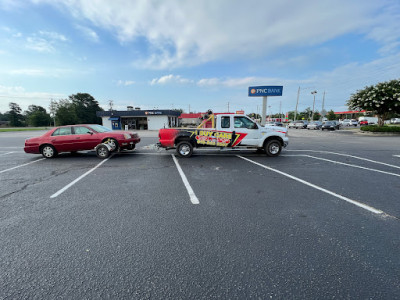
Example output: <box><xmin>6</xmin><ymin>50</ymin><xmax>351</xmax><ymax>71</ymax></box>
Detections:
<box><xmin>116</xmin><ymin>80</ymin><xmax>135</xmax><ymax>86</ymax></box>
<box><xmin>39</xmin><ymin>30</ymin><xmax>67</xmax><ymax>42</ymax></box>
<box><xmin>0</xmin><ymin>85</ymin><xmax>65</xmax><ymax>112</ymax></box>
<box><xmin>26</xmin><ymin>36</ymin><xmax>55</xmax><ymax>52</ymax></box>
<box><xmin>150</xmin><ymin>74</ymin><xmax>192</xmax><ymax>85</ymax></box>
<box><xmin>9</xmin><ymin>69</ymin><xmax>46</xmax><ymax>76</ymax></box>
<box><xmin>75</xmin><ymin>24</ymin><xmax>99</xmax><ymax>42</ymax></box>
<box><xmin>24</xmin><ymin>30</ymin><xmax>68</xmax><ymax>53</ymax></box>
<box><xmin>32</xmin><ymin>0</ymin><xmax>397</xmax><ymax>69</ymax></box>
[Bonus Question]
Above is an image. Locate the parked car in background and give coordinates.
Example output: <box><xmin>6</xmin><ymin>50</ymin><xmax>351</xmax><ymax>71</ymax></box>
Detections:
<box><xmin>24</xmin><ymin>124</ymin><xmax>141</xmax><ymax>159</ymax></box>
<box><xmin>350</xmin><ymin>119</ymin><xmax>358</xmax><ymax>126</ymax></box>
<box><xmin>391</xmin><ymin>118</ymin><xmax>400</xmax><ymax>124</ymax></box>
<box><xmin>307</xmin><ymin>121</ymin><xmax>322</xmax><ymax>130</ymax></box>
<box><xmin>321</xmin><ymin>121</ymin><xmax>340</xmax><ymax>130</ymax></box>
<box><xmin>341</xmin><ymin>119</ymin><xmax>351</xmax><ymax>126</ymax></box>
<box><xmin>359</xmin><ymin>120</ymin><xmax>369</xmax><ymax>126</ymax></box>
<box><xmin>288</xmin><ymin>121</ymin><xmax>297</xmax><ymax>128</ymax></box>
<box><xmin>265</xmin><ymin>121</ymin><xmax>284</xmax><ymax>127</ymax></box>
<box><xmin>294</xmin><ymin>120</ymin><xmax>308</xmax><ymax>129</ymax></box>
<box><xmin>359</xmin><ymin>116</ymin><xmax>378</xmax><ymax>125</ymax></box>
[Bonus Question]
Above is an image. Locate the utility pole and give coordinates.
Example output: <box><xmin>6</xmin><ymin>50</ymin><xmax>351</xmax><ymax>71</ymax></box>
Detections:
<box><xmin>321</xmin><ymin>91</ymin><xmax>326</xmax><ymax>119</ymax></box>
<box><xmin>188</xmin><ymin>104</ymin><xmax>190</xmax><ymax>113</ymax></box>
<box><xmin>311</xmin><ymin>90</ymin><xmax>317</xmax><ymax>121</ymax></box>
<box><xmin>108</xmin><ymin>100</ymin><xmax>113</xmax><ymax>111</ymax></box>
<box><xmin>279</xmin><ymin>101</ymin><xmax>282</xmax><ymax>121</ymax></box>
<box><xmin>227</xmin><ymin>102</ymin><xmax>230</xmax><ymax>113</ymax></box>
<box><xmin>294</xmin><ymin>87</ymin><xmax>300</xmax><ymax>121</ymax></box>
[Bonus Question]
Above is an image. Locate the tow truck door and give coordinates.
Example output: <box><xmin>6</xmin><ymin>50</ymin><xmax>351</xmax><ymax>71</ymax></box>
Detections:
<box><xmin>232</xmin><ymin>116</ymin><xmax>262</xmax><ymax>146</ymax></box>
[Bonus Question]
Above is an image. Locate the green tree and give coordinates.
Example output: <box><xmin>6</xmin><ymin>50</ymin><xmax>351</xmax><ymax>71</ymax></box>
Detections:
<box><xmin>69</xmin><ymin>93</ymin><xmax>103</xmax><ymax>124</ymax></box>
<box><xmin>7</xmin><ymin>102</ymin><xmax>24</xmax><ymax>127</ymax></box>
<box><xmin>247</xmin><ymin>112</ymin><xmax>261</xmax><ymax>120</ymax></box>
<box><xmin>327</xmin><ymin>110</ymin><xmax>336</xmax><ymax>120</ymax></box>
<box><xmin>347</xmin><ymin>79</ymin><xmax>400</xmax><ymax>126</ymax></box>
<box><xmin>55</xmin><ymin>99</ymin><xmax>78</xmax><ymax>125</ymax></box>
<box><xmin>0</xmin><ymin>112</ymin><xmax>9</xmax><ymax>121</ymax></box>
<box><xmin>25</xmin><ymin>105</ymin><xmax>52</xmax><ymax>126</ymax></box>
<box><xmin>298</xmin><ymin>107</ymin><xmax>312</xmax><ymax>120</ymax></box>
<box><xmin>313</xmin><ymin>111</ymin><xmax>321</xmax><ymax>121</ymax></box>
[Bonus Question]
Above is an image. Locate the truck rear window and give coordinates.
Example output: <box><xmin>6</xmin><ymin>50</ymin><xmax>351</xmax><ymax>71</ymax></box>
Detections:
<box><xmin>221</xmin><ymin>116</ymin><xmax>230</xmax><ymax>128</ymax></box>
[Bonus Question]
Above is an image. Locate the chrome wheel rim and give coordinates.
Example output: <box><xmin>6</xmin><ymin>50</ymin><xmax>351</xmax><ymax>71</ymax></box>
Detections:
<box><xmin>179</xmin><ymin>145</ymin><xmax>190</xmax><ymax>156</ymax></box>
<box><xmin>98</xmin><ymin>147</ymin><xmax>108</xmax><ymax>157</ymax></box>
<box><xmin>269</xmin><ymin>143</ymin><xmax>280</xmax><ymax>154</ymax></box>
<box><xmin>43</xmin><ymin>146</ymin><xmax>54</xmax><ymax>157</ymax></box>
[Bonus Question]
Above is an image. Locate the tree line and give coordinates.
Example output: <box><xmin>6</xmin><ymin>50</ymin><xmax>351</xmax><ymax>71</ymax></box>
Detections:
<box><xmin>0</xmin><ymin>93</ymin><xmax>103</xmax><ymax>127</ymax></box>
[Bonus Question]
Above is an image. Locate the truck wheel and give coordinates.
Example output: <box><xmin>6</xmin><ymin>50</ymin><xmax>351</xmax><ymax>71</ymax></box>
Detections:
<box><xmin>41</xmin><ymin>145</ymin><xmax>57</xmax><ymax>158</ymax></box>
<box><xmin>176</xmin><ymin>141</ymin><xmax>193</xmax><ymax>158</ymax></box>
<box><xmin>96</xmin><ymin>144</ymin><xmax>110</xmax><ymax>159</ymax></box>
<box><xmin>264</xmin><ymin>139</ymin><xmax>282</xmax><ymax>157</ymax></box>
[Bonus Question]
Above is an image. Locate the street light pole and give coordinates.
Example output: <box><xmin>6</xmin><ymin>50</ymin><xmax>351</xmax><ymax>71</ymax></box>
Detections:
<box><xmin>311</xmin><ymin>90</ymin><xmax>317</xmax><ymax>121</ymax></box>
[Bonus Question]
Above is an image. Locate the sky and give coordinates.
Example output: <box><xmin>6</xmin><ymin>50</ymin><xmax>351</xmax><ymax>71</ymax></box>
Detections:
<box><xmin>0</xmin><ymin>0</ymin><xmax>400</xmax><ymax>116</ymax></box>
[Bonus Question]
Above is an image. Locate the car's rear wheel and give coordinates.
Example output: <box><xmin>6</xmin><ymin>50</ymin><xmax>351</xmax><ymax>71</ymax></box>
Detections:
<box><xmin>41</xmin><ymin>145</ymin><xmax>57</xmax><ymax>158</ymax></box>
<box><xmin>176</xmin><ymin>141</ymin><xmax>193</xmax><ymax>158</ymax></box>
<box><xmin>264</xmin><ymin>139</ymin><xmax>282</xmax><ymax>157</ymax></box>
<box><xmin>96</xmin><ymin>144</ymin><xmax>110</xmax><ymax>159</ymax></box>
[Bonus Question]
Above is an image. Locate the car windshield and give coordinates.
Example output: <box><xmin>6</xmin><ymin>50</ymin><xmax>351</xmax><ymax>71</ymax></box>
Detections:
<box><xmin>88</xmin><ymin>125</ymin><xmax>112</xmax><ymax>133</ymax></box>
<box><xmin>325</xmin><ymin>121</ymin><xmax>333</xmax><ymax>125</ymax></box>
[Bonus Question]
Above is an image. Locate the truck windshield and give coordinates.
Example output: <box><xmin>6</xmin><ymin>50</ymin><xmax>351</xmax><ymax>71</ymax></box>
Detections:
<box><xmin>234</xmin><ymin>116</ymin><xmax>257</xmax><ymax>129</ymax></box>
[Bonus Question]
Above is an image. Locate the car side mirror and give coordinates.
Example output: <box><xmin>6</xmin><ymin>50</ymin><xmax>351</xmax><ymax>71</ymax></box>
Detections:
<box><xmin>88</xmin><ymin>131</ymin><xmax>94</xmax><ymax>135</ymax></box>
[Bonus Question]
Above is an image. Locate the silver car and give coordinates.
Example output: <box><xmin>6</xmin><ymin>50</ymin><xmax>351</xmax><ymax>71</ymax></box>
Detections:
<box><xmin>307</xmin><ymin>121</ymin><xmax>322</xmax><ymax>130</ymax></box>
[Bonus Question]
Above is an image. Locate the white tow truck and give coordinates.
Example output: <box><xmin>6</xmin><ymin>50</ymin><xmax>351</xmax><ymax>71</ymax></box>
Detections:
<box><xmin>158</xmin><ymin>111</ymin><xmax>289</xmax><ymax>157</ymax></box>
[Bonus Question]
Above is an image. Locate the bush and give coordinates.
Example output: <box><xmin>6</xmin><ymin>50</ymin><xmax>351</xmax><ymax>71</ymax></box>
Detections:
<box><xmin>361</xmin><ymin>125</ymin><xmax>400</xmax><ymax>132</ymax></box>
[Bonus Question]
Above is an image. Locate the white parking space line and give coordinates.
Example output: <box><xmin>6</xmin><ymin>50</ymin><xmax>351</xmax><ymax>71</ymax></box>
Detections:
<box><xmin>0</xmin><ymin>158</ymin><xmax>46</xmax><ymax>174</ymax></box>
<box><xmin>237</xmin><ymin>155</ymin><xmax>386</xmax><ymax>216</ymax></box>
<box><xmin>0</xmin><ymin>151</ymin><xmax>14</xmax><ymax>156</ymax></box>
<box><xmin>283</xmin><ymin>155</ymin><xmax>400</xmax><ymax>178</ymax></box>
<box><xmin>171</xmin><ymin>155</ymin><xmax>199</xmax><ymax>205</ymax></box>
<box><xmin>287</xmin><ymin>150</ymin><xmax>400</xmax><ymax>170</ymax></box>
<box><xmin>50</xmin><ymin>155</ymin><xmax>113</xmax><ymax>198</ymax></box>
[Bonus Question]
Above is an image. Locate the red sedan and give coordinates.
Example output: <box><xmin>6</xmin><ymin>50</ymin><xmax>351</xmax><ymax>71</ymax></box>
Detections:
<box><xmin>24</xmin><ymin>124</ymin><xmax>140</xmax><ymax>158</ymax></box>
<box><xmin>359</xmin><ymin>120</ymin><xmax>369</xmax><ymax>126</ymax></box>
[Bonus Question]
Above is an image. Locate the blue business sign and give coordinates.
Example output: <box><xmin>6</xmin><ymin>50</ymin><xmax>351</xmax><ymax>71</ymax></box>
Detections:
<box><xmin>248</xmin><ymin>86</ymin><xmax>283</xmax><ymax>97</ymax></box>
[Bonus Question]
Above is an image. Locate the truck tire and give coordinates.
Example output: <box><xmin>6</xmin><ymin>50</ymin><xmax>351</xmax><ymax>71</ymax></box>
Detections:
<box><xmin>176</xmin><ymin>141</ymin><xmax>193</xmax><ymax>158</ymax></box>
<box><xmin>264</xmin><ymin>139</ymin><xmax>282</xmax><ymax>157</ymax></box>
<box><xmin>96</xmin><ymin>144</ymin><xmax>110</xmax><ymax>159</ymax></box>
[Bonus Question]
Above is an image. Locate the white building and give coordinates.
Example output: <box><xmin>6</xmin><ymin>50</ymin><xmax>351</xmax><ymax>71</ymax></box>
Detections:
<box><xmin>96</xmin><ymin>108</ymin><xmax>181</xmax><ymax>130</ymax></box>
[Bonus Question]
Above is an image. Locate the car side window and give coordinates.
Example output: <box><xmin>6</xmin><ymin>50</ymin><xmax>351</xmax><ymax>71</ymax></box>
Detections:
<box><xmin>74</xmin><ymin>126</ymin><xmax>92</xmax><ymax>135</ymax></box>
<box><xmin>234</xmin><ymin>116</ymin><xmax>257</xmax><ymax>129</ymax></box>
<box><xmin>221</xmin><ymin>116</ymin><xmax>230</xmax><ymax>128</ymax></box>
<box><xmin>52</xmin><ymin>127</ymin><xmax>72</xmax><ymax>136</ymax></box>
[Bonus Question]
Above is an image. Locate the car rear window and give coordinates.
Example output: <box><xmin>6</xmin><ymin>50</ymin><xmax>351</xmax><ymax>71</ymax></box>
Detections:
<box><xmin>52</xmin><ymin>127</ymin><xmax>72</xmax><ymax>136</ymax></box>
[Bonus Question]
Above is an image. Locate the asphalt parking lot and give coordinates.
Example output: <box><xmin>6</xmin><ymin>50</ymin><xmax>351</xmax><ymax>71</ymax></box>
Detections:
<box><xmin>1</xmin><ymin>128</ymin><xmax>399</xmax><ymax>299</ymax></box>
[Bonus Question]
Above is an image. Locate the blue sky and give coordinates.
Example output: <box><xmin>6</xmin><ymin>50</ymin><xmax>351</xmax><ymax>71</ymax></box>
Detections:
<box><xmin>0</xmin><ymin>0</ymin><xmax>400</xmax><ymax>116</ymax></box>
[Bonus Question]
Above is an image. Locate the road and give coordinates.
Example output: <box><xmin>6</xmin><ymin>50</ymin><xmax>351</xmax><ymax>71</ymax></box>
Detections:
<box><xmin>0</xmin><ymin>128</ymin><xmax>399</xmax><ymax>299</ymax></box>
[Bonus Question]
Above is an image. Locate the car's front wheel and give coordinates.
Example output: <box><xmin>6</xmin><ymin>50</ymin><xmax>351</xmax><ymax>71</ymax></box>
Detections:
<box><xmin>41</xmin><ymin>145</ymin><xmax>57</xmax><ymax>158</ymax></box>
<box><xmin>176</xmin><ymin>141</ymin><xmax>193</xmax><ymax>158</ymax></box>
<box><xmin>264</xmin><ymin>139</ymin><xmax>282</xmax><ymax>157</ymax></box>
<box><xmin>96</xmin><ymin>144</ymin><xmax>110</xmax><ymax>159</ymax></box>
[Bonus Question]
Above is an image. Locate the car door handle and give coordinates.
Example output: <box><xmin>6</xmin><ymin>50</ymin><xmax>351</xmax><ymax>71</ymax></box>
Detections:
<box><xmin>75</xmin><ymin>137</ymin><xmax>80</xmax><ymax>139</ymax></box>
